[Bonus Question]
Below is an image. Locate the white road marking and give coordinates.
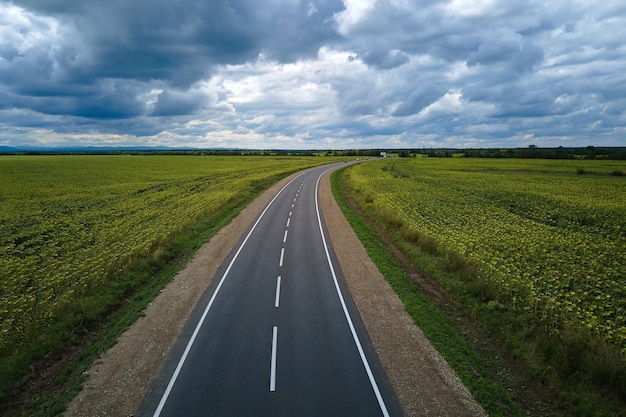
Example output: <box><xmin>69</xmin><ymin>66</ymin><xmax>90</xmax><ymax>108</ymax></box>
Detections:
<box><xmin>283</xmin><ymin>229</ymin><xmax>288</xmax><ymax>243</ymax></box>
<box><xmin>291</xmin><ymin>203</ymin><xmax>294</xmax><ymax>208</ymax></box>
<box><xmin>286</xmin><ymin>217</ymin><xmax>291</xmax><ymax>227</ymax></box>
<box><xmin>275</xmin><ymin>276</ymin><xmax>281</xmax><ymax>308</ymax></box>
<box><xmin>289</xmin><ymin>211</ymin><xmax>292</xmax><ymax>216</ymax></box>
<box><xmin>270</xmin><ymin>326</ymin><xmax>278</xmax><ymax>392</ymax></box>
<box><xmin>150</xmin><ymin>173</ymin><xmax>304</xmax><ymax>417</ymax></box>
<box><xmin>279</xmin><ymin>248</ymin><xmax>285</xmax><ymax>267</ymax></box>
<box><xmin>314</xmin><ymin>168</ymin><xmax>391</xmax><ymax>417</ymax></box>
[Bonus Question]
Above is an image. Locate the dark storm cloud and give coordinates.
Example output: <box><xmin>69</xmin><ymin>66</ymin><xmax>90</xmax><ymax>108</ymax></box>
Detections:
<box><xmin>151</xmin><ymin>90</ymin><xmax>207</xmax><ymax>117</ymax></box>
<box><xmin>466</xmin><ymin>34</ymin><xmax>544</xmax><ymax>73</ymax></box>
<box><xmin>13</xmin><ymin>0</ymin><xmax>344</xmax><ymax>85</ymax></box>
<box><xmin>358</xmin><ymin>47</ymin><xmax>409</xmax><ymax>69</ymax></box>
<box><xmin>3</xmin><ymin>0</ymin><xmax>344</xmax><ymax>125</ymax></box>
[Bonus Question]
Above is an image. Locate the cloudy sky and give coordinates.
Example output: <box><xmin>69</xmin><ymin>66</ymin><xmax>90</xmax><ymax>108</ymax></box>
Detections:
<box><xmin>1</xmin><ymin>0</ymin><xmax>624</xmax><ymax>149</ymax></box>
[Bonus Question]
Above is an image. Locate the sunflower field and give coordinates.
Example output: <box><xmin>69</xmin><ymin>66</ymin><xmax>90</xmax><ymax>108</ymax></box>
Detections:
<box><xmin>0</xmin><ymin>155</ymin><xmax>329</xmax><ymax>353</ymax></box>
<box><xmin>344</xmin><ymin>157</ymin><xmax>626</xmax><ymax>354</ymax></box>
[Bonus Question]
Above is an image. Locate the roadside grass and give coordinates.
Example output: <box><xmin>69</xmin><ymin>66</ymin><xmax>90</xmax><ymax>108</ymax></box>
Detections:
<box><xmin>0</xmin><ymin>171</ymin><xmax>294</xmax><ymax>417</ymax></box>
<box><xmin>331</xmin><ymin>167</ymin><xmax>526</xmax><ymax>417</ymax></box>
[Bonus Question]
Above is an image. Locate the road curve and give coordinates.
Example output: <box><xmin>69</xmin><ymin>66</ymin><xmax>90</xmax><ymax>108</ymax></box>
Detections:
<box><xmin>136</xmin><ymin>163</ymin><xmax>403</xmax><ymax>417</ymax></box>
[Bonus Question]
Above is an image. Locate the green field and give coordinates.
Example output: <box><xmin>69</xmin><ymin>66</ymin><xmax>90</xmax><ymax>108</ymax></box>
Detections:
<box><xmin>0</xmin><ymin>155</ymin><xmax>336</xmax><ymax>356</ymax></box>
<box><xmin>341</xmin><ymin>157</ymin><xmax>625</xmax><ymax>412</ymax></box>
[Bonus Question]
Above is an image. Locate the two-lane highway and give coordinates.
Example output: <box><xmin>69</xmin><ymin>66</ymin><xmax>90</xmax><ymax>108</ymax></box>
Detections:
<box><xmin>137</xmin><ymin>163</ymin><xmax>403</xmax><ymax>416</ymax></box>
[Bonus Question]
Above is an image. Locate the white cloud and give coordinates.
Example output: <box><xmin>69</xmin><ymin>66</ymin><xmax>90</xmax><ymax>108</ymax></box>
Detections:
<box><xmin>307</xmin><ymin>2</ymin><xmax>319</xmax><ymax>16</ymax></box>
<box><xmin>445</xmin><ymin>0</ymin><xmax>497</xmax><ymax>17</ymax></box>
<box><xmin>0</xmin><ymin>4</ymin><xmax>59</xmax><ymax>54</ymax></box>
<box><xmin>335</xmin><ymin>0</ymin><xmax>378</xmax><ymax>35</ymax></box>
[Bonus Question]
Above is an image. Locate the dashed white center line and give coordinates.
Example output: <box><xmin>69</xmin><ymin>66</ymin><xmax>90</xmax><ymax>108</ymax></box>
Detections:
<box><xmin>283</xmin><ymin>229</ymin><xmax>288</xmax><ymax>243</ymax></box>
<box><xmin>274</xmin><ymin>275</ymin><xmax>281</xmax><ymax>308</ymax></box>
<box><xmin>286</xmin><ymin>217</ymin><xmax>291</xmax><ymax>227</ymax></box>
<box><xmin>279</xmin><ymin>248</ymin><xmax>285</xmax><ymax>267</ymax></box>
<box><xmin>270</xmin><ymin>326</ymin><xmax>278</xmax><ymax>392</ymax></box>
<box><xmin>150</xmin><ymin>172</ymin><xmax>303</xmax><ymax>417</ymax></box>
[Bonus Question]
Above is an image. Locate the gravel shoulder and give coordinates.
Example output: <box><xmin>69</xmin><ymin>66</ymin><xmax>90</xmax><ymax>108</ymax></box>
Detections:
<box><xmin>65</xmin><ymin>168</ymin><xmax>485</xmax><ymax>417</ymax></box>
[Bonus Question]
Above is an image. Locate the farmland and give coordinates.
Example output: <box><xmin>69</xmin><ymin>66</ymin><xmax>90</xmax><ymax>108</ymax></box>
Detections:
<box><xmin>340</xmin><ymin>157</ymin><xmax>625</xmax><ymax>411</ymax></box>
<box><xmin>0</xmin><ymin>155</ymin><xmax>335</xmax><ymax>358</ymax></box>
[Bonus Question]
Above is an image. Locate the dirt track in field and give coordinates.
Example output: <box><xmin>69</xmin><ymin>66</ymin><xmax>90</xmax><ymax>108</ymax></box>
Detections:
<box><xmin>64</xmin><ymin>168</ymin><xmax>485</xmax><ymax>417</ymax></box>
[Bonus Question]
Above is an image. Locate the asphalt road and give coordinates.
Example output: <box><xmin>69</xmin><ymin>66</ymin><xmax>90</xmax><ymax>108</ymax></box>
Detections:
<box><xmin>137</xmin><ymin>163</ymin><xmax>403</xmax><ymax>417</ymax></box>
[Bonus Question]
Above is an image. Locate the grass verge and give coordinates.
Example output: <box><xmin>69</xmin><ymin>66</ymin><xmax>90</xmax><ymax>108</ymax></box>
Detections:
<box><xmin>0</xmin><ymin>171</ymin><xmax>294</xmax><ymax>417</ymax></box>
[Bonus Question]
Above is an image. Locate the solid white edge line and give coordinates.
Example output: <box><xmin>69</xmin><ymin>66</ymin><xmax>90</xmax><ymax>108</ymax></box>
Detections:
<box><xmin>275</xmin><ymin>276</ymin><xmax>281</xmax><ymax>308</ymax></box>
<box><xmin>270</xmin><ymin>326</ymin><xmax>278</xmax><ymax>391</ymax></box>
<box><xmin>314</xmin><ymin>167</ymin><xmax>391</xmax><ymax>417</ymax></box>
<box><xmin>151</xmin><ymin>173</ymin><xmax>303</xmax><ymax>417</ymax></box>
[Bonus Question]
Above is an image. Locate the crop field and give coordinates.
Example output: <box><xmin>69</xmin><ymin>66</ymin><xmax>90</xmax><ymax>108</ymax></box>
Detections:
<box><xmin>0</xmin><ymin>155</ymin><xmax>333</xmax><ymax>354</ymax></box>
<box><xmin>343</xmin><ymin>157</ymin><xmax>626</xmax><ymax>355</ymax></box>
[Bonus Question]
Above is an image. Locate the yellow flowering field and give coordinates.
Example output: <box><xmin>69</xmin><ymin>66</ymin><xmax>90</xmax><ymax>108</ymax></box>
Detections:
<box><xmin>345</xmin><ymin>157</ymin><xmax>626</xmax><ymax>353</ymax></box>
<box><xmin>0</xmin><ymin>155</ymin><xmax>330</xmax><ymax>353</ymax></box>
